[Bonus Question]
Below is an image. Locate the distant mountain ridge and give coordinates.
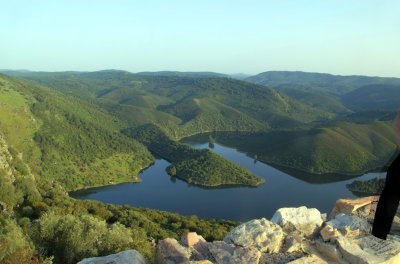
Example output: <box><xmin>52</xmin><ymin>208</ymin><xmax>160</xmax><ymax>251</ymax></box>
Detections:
<box><xmin>245</xmin><ymin>70</ymin><xmax>400</xmax><ymax>95</ymax></box>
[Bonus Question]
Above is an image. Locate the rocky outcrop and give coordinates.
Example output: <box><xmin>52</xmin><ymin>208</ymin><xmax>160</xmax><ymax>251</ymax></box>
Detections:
<box><xmin>271</xmin><ymin>206</ymin><xmax>324</xmax><ymax>236</ymax></box>
<box><xmin>77</xmin><ymin>250</ymin><xmax>147</xmax><ymax>264</ymax></box>
<box><xmin>0</xmin><ymin>134</ymin><xmax>13</xmax><ymax>179</ymax></box>
<box><xmin>154</xmin><ymin>197</ymin><xmax>400</xmax><ymax>264</ymax></box>
<box><xmin>223</xmin><ymin>218</ymin><xmax>284</xmax><ymax>253</ymax></box>
<box><xmin>89</xmin><ymin>197</ymin><xmax>399</xmax><ymax>264</ymax></box>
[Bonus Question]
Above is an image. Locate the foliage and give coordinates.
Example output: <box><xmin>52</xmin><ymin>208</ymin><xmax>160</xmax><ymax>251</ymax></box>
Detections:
<box><xmin>346</xmin><ymin>177</ymin><xmax>386</xmax><ymax>196</ymax></box>
<box><xmin>31</xmin><ymin>213</ymin><xmax>135</xmax><ymax>264</ymax></box>
<box><xmin>341</xmin><ymin>84</ymin><xmax>400</xmax><ymax>111</ymax></box>
<box><xmin>0</xmin><ymin>216</ymin><xmax>39</xmax><ymax>264</ymax></box>
<box><xmin>197</xmin><ymin>121</ymin><xmax>397</xmax><ymax>175</ymax></box>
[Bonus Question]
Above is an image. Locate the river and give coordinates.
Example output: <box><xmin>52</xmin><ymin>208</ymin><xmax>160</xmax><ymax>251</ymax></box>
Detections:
<box><xmin>70</xmin><ymin>142</ymin><xmax>385</xmax><ymax>221</ymax></box>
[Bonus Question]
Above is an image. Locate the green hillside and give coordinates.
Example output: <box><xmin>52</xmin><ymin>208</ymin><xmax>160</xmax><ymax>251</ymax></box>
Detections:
<box><xmin>273</xmin><ymin>87</ymin><xmax>351</xmax><ymax>115</ymax></box>
<box><xmin>209</xmin><ymin>121</ymin><xmax>397</xmax><ymax>174</ymax></box>
<box><xmin>0</xmin><ymin>74</ymin><xmax>154</xmax><ymax>191</ymax></box>
<box><xmin>0</xmin><ymin>132</ymin><xmax>238</xmax><ymax>264</ymax></box>
<box><xmin>5</xmin><ymin>71</ymin><xmax>334</xmax><ymax>134</ymax></box>
<box><xmin>341</xmin><ymin>84</ymin><xmax>400</xmax><ymax>111</ymax></box>
<box><xmin>245</xmin><ymin>71</ymin><xmax>400</xmax><ymax>95</ymax></box>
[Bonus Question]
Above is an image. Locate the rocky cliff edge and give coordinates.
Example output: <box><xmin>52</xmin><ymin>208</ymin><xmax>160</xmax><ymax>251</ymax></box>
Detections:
<box><xmin>78</xmin><ymin>196</ymin><xmax>400</xmax><ymax>264</ymax></box>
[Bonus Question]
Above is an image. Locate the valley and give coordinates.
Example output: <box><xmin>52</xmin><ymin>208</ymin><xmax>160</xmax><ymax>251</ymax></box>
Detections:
<box><xmin>1</xmin><ymin>69</ymin><xmax>399</xmax><ymax>263</ymax></box>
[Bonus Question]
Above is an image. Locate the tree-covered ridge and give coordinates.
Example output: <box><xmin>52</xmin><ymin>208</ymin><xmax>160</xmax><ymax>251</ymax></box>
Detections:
<box><xmin>245</xmin><ymin>70</ymin><xmax>400</xmax><ymax>95</ymax></box>
<box><xmin>0</xmin><ymin>74</ymin><xmax>154</xmax><ymax>191</ymax></box>
<box><xmin>124</xmin><ymin>124</ymin><xmax>264</xmax><ymax>187</ymax></box>
<box><xmin>5</xmin><ymin>70</ymin><xmax>335</xmax><ymax>134</ymax></box>
<box><xmin>203</xmin><ymin>121</ymin><xmax>397</xmax><ymax>175</ymax></box>
<box><xmin>0</xmin><ymin>133</ymin><xmax>238</xmax><ymax>263</ymax></box>
<box><xmin>346</xmin><ymin>177</ymin><xmax>385</xmax><ymax>196</ymax></box>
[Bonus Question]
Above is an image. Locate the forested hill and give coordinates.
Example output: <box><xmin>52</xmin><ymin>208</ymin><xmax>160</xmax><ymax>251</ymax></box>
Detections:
<box><xmin>0</xmin><ymin>73</ymin><xmax>267</xmax><ymax>189</ymax></box>
<box><xmin>245</xmin><ymin>71</ymin><xmax>400</xmax><ymax>95</ymax></box>
<box><xmin>0</xmin><ymin>73</ymin><xmax>154</xmax><ymax>191</ymax></box>
<box><xmin>3</xmin><ymin>70</ymin><xmax>334</xmax><ymax>135</ymax></box>
<box><xmin>2</xmin><ymin>70</ymin><xmax>399</xmax><ymax>177</ymax></box>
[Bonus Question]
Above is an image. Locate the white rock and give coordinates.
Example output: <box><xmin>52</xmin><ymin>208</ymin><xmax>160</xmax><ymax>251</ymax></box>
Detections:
<box><xmin>223</xmin><ymin>218</ymin><xmax>284</xmax><ymax>253</ymax></box>
<box><xmin>77</xmin><ymin>250</ymin><xmax>147</xmax><ymax>264</ymax></box>
<box><xmin>326</xmin><ymin>213</ymin><xmax>371</xmax><ymax>234</ymax></box>
<box><xmin>208</xmin><ymin>241</ymin><xmax>261</xmax><ymax>264</ymax></box>
<box><xmin>337</xmin><ymin>235</ymin><xmax>400</xmax><ymax>264</ymax></box>
<box><xmin>271</xmin><ymin>206</ymin><xmax>324</xmax><ymax>236</ymax></box>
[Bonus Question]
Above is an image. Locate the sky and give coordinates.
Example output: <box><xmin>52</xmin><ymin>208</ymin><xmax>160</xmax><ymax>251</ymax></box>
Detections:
<box><xmin>1</xmin><ymin>0</ymin><xmax>400</xmax><ymax>77</ymax></box>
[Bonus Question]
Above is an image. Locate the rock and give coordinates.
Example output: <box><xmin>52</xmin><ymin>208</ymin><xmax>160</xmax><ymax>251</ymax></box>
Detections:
<box><xmin>189</xmin><ymin>261</ymin><xmax>213</xmax><ymax>264</ymax></box>
<box><xmin>287</xmin><ymin>254</ymin><xmax>329</xmax><ymax>264</ymax></box>
<box><xmin>337</xmin><ymin>235</ymin><xmax>400</xmax><ymax>264</ymax></box>
<box><xmin>320</xmin><ymin>225</ymin><xmax>339</xmax><ymax>242</ymax></box>
<box><xmin>259</xmin><ymin>252</ymin><xmax>304</xmax><ymax>264</ymax></box>
<box><xmin>180</xmin><ymin>232</ymin><xmax>210</xmax><ymax>260</ymax></box>
<box><xmin>283</xmin><ymin>234</ymin><xmax>305</xmax><ymax>253</ymax></box>
<box><xmin>271</xmin><ymin>206</ymin><xmax>324</xmax><ymax>236</ymax></box>
<box><xmin>77</xmin><ymin>249</ymin><xmax>147</xmax><ymax>264</ymax></box>
<box><xmin>323</xmin><ymin>213</ymin><xmax>372</xmax><ymax>239</ymax></box>
<box><xmin>208</xmin><ymin>241</ymin><xmax>261</xmax><ymax>264</ymax></box>
<box><xmin>306</xmin><ymin>240</ymin><xmax>347</xmax><ymax>264</ymax></box>
<box><xmin>223</xmin><ymin>218</ymin><xmax>284</xmax><ymax>253</ymax></box>
<box><xmin>181</xmin><ymin>232</ymin><xmax>206</xmax><ymax>247</ymax></box>
<box><xmin>330</xmin><ymin>196</ymin><xmax>379</xmax><ymax>218</ymax></box>
<box><xmin>155</xmin><ymin>238</ymin><xmax>191</xmax><ymax>264</ymax></box>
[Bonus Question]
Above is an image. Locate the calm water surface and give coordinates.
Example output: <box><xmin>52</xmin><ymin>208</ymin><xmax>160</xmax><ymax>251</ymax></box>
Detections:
<box><xmin>71</xmin><ymin>142</ymin><xmax>385</xmax><ymax>221</ymax></box>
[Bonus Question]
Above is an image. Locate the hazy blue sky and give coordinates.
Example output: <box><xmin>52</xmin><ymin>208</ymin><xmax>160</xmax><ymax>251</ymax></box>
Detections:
<box><xmin>1</xmin><ymin>0</ymin><xmax>399</xmax><ymax>76</ymax></box>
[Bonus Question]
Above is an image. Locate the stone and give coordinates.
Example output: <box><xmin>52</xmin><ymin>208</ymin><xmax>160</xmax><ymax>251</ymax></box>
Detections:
<box><xmin>326</xmin><ymin>213</ymin><xmax>371</xmax><ymax>235</ymax></box>
<box><xmin>287</xmin><ymin>254</ymin><xmax>329</xmax><ymax>264</ymax></box>
<box><xmin>319</xmin><ymin>226</ymin><xmax>339</xmax><ymax>242</ymax></box>
<box><xmin>337</xmin><ymin>235</ymin><xmax>400</xmax><ymax>264</ymax></box>
<box><xmin>189</xmin><ymin>261</ymin><xmax>213</xmax><ymax>264</ymax></box>
<box><xmin>181</xmin><ymin>232</ymin><xmax>206</xmax><ymax>247</ymax></box>
<box><xmin>271</xmin><ymin>206</ymin><xmax>324</xmax><ymax>236</ymax></box>
<box><xmin>307</xmin><ymin>240</ymin><xmax>347</xmax><ymax>264</ymax></box>
<box><xmin>283</xmin><ymin>234</ymin><xmax>305</xmax><ymax>253</ymax></box>
<box><xmin>223</xmin><ymin>218</ymin><xmax>284</xmax><ymax>253</ymax></box>
<box><xmin>330</xmin><ymin>196</ymin><xmax>379</xmax><ymax>218</ymax></box>
<box><xmin>155</xmin><ymin>238</ymin><xmax>191</xmax><ymax>264</ymax></box>
<box><xmin>180</xmin><ymin>232</ymin><xmax>210</xmax><ymax>260</ymax></box>
<box><xmin>259</xmin><ymin>252</ymin><xmax>304</xmax><ymax>264</ymax></box>
<box><xmin>208</xmin><ymin>241</ymin><xmax>261</xmax><ymax>264</ymax></box>
<box><xmin>77</xmin><ymin>249</ymin><xmax>147</xmax><ymax>264</ymax></box>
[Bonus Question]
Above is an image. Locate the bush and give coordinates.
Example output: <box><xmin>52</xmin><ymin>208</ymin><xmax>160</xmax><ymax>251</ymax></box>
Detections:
<box><xmin>31</xmin><ymin>213</ymin><xmax>135</xmax><ymax>264</ymax></box>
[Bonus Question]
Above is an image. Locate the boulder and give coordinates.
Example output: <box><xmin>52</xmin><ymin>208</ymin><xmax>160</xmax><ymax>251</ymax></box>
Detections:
<box><xmin>223</xmin><ymin>218</ymin><xmax>284</xmax><ymax>253</ymax></box>
<box><xmin>330</xmin><ymin>196</ymin><xmax>379</xmax><ymax>218</ymax></box>
<box><xmin>155</xmin><ymin>238</ymin><xmax>191</xmax><ymax>264</ymax></box>
<box><xmin>337</xmin><ymin>235</ymin><xmax>400</xmax><ymax>264</ymax></box>
<box><xmin>283</xmin><ymin>234</ymin><xmax>305</xmax><ymax>253</ymax></box>
<box><xmin>180</xmin><ymin>232</ymin><xmax>210</xmax><ymax>260</ymax></box>
<box><xmin>208</xmin><ymin>241</ymin><xmax>261</xmax><ymax>264</ymax></box>
<box><xmin>320</xmin><ymin>213</ymin><xmax>372</xmax><ymax>240</ymax></box>
<box><xmin>271</xmin><ymin>207</ymin><xmax>324</xmax><ymax>236</ymax></box>
<box><xmin>181</xmin><ymin>232</ymin><xmax>206</xmax><ymax>247</ymax></box>
<box><xmin>320</xmin><ymin>225</ymin><xmax>339</xmax><ymax>242</ymax></box>
<box><xmin>77</xmin><ymin>250</ymin><xmax>147</xmax><ymax>264</ymax></box>
<box><xmin>311</xmin><ymin>240</ymin><xmax>347</xmax><ymax>264</ymax></box>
